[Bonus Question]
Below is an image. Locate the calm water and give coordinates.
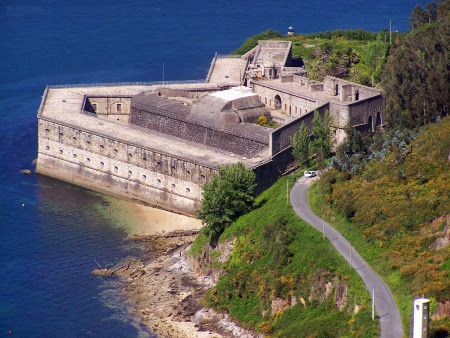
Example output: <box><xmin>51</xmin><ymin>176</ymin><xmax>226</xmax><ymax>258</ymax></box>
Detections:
<box><xmin>1</xmin><ymin>0</ymin><xmax>426</xmax><ymax>336</ymax></box>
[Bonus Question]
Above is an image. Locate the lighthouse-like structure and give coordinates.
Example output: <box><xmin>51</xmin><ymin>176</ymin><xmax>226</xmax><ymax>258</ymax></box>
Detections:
<box><xmin>413</xmin><ymin>298</ymin><xmax>430</xmax><ymax>338</ymax></box>
<box><xmin>287</xmin><ymin>26</ymin><xmax>295</xmax><ymax>35</ymax></box>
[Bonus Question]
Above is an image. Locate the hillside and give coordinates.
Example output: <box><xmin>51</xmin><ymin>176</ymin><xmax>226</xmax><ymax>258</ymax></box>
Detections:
<box><xmin>311</xmin><ymin>116</ymin><xmax>450</xmax><ymax>335</ymax></box>
<box><xmin>190</xmin><ymin>173</ymin><xmax>379</xmax><ymax>337</ymax></box>
<box><xmin>231</xmin><ymin>28</ymin><xmax>394</xmax><ymax>86</ymax></box>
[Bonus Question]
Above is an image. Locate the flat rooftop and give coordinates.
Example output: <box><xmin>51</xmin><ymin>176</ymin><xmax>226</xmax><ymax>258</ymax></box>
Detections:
<box><xmin>132</xmin><ymin>92</ymin><xmax>191</xmax><ymax>116</ymax></box>
<box><xmin>38</xmin><ymin>84</ymin><xmax>270</xmax><ymax>168</ymax></box>
<box><xmin>256</xmin><ymin>79</ymin><xmax>381</xmax><ymax>105</ymax></box>
<box><xmin>209</xmin><ymin>86</ymin><xmax>254</xmax><ymax>100</ymax></box>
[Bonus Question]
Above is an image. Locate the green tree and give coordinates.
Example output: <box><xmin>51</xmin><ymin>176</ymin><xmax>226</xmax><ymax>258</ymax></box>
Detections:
<box><xmin>311</xmin><ymin>110</ymin><xmax>333</xmax><ymax>168</ymax></box>
<box><xmin>409</xmin><ymin>4</ymin><xmax>429</xmax><ymax>30</ymax></box>
<box><xmin>382</xmin><ymin>2</ymin><xmax>450</xmax><ymax>129</ymax></box>
<box><xmin>197</xmin><ymin>162</ymin><xmax>256</xmax><ymax>238</ymax></box>
<box><xmin>290</xmin><ymin>122</ymin><xmax>310</xmax><ymax>168</ymax></box>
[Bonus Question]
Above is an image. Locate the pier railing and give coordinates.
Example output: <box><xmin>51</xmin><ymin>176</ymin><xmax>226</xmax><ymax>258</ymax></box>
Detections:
<box><xmin>46</xmin><ymin>79</ymin><xmax>206</xmax><ymax>89</ymax></box>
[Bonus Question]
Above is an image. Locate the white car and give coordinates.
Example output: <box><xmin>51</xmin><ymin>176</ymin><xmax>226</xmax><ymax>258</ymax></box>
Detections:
<box><xmin>304</xmin><ymin>170</ymin><xmax>316</xmax><ymax>178</ymax></box>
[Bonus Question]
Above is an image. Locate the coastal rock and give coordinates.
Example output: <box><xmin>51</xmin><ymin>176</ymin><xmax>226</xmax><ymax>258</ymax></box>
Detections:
<box><xmin>20</xmin><ymin>169</ymin><xmax>32</xmax><ymax>175</ymax></box>
<box><xmin>111</xmin><ymin>231</ymin><xmax>251</xmax><ymax>337</ymax></box>
<box><xmin>429</xmin><ymin>216</ymin><xmax>450</xmax><ymax>250</ymax></box>
<box><xmin>271</xmin><ymin>297</ymin><xmax>289</xmax><ymax>315</ymax></box>
<box><xmin>431</xmin><ymin>299</ymin><xmax>450</xmax><ymax>321</ymax></box>
<box><xmin>335</xmin><ymin>283</ymin><xmax>348</xmax><ymax>311</ymax></box>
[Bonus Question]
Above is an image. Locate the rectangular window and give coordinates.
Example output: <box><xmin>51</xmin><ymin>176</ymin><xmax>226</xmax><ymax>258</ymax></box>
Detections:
<box><xmin>117</xmin><ymin>104</ymin><xmax>122</xmax><ymax>112</ymax></box>
<box><xmin>92</xmin><ymin>103</ymin><xmax>97</xmax><ymax>112</ymax></box>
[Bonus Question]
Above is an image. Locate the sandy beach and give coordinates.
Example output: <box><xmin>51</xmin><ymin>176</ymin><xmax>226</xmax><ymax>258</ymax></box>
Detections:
<box><xmin>96</xmin><ymin>195</ymin><xmax>204</xmax><ymax>236</ymax></box>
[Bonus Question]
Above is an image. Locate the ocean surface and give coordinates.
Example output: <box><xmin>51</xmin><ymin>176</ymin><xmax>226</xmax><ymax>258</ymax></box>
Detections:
<box><xmin>0</xmin><ymin>0</ymin><xmax>427</xmax><ymax>336</ymax></box>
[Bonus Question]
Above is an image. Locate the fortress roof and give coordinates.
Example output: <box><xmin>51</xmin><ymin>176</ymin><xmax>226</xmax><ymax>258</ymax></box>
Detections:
<box><xmin>38</xmin><ymin>84</ymin><xmax>269</xmax><ymax>169</ymax></box>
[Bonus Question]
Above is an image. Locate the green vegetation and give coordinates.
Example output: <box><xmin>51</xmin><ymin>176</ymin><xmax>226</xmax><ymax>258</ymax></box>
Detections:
<box><xmin>290</xmin><ymin>110</ymin><xmax>333</xmax><ymax>169</ymax></box>
<box><xmin>230</xmin><ymin>28</ymin><xmax>395</xmax><ymax>86</ymax></box>
<box><xmin>381</xmin><ymin>2</ymin><xmax>450</xmax><ymax>129</ymax></box>
<box><xmin>311</xmin><ymin>110</ymin><xmax>333</xmax><ymax>168</ymax></box>
<box><xmin>191</xmin><ymin>3</ymin><xmax>450</xmax><ymax>336</ymax></box>
<box><xmin>197</xmin><ymin>162</ymin><xmax>256</xmax><ymax>239</ymax></box>
<box><xmin>230</xmin><ymin>29</ymin><xmax>283</xmax><ymax>55</ymax></box>
<box><xmin>254</xmin><ymin>115</ymin><xmax>278</xmax><ymax>128</ymax></box>
<box><xmin>290</xmin><ymin>121</ymin><xmax>310</xmax><ymax>168</ymax></box>
<box><xmin>192</xmin><ymin>173</ymin><xmax>379</xmax><ymax>336</ymax></box>
<box><xmin>311</xmin><ymin>116</ymin><xmax>450</xmax><ymax>335</ymax></box>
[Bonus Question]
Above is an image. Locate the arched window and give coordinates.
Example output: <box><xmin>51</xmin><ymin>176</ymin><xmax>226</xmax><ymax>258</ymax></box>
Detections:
<box><xmin>355</xmin><ymin>90</ymin><xmax>359</xmax><ymax>101</ymax></box>
<box><xmin>376</xmin><ymin>112</ymin><xmax>382</xmax><ymax>129</ymax></box>
<box><xmin>274</xmin><ymin>95</ymin><xmax>282</xmax><ymax>109</ymax></box>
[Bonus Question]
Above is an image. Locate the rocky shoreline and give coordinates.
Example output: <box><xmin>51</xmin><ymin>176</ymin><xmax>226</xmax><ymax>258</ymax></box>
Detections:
<box><xmin>93</xmin><ymin>230</ymin><xmax>257</xmax><ymax>338</ymax></box>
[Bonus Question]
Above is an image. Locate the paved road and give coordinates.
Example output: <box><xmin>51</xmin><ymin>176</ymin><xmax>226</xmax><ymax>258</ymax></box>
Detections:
<box><xmin>290</xmin><ymin>177</ymin><xmax>403</xmax><ymax>338</ymax></box>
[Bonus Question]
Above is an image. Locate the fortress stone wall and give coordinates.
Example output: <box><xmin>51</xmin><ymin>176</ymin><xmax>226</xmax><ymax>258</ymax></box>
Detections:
<box><xmin>36</xmin><ymin>83</ymin><xmax>258</xmax><ymax>215</ymax></box>
<box><xmin>130</xmin><ymin>102</ymin><xmax>269</xmax><ymax>157</ymax></box>
<box><xmin>37</xmin><ymin>118</ymin><xmax>219</xmax><ymax>215</ymax></box>
<box><xmin>36</xmin><ymin>41</ymin><xmax>385</xmax><ymax>216</ymax></box>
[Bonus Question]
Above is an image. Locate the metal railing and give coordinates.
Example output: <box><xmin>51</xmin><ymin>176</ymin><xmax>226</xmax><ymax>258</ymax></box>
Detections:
<box><xmin>37</xmin><ymin>88</ymin><xmax>49</xmax><ymax>117</ymax></box>
<box><xmin>215</xmin><ymin>54</ymin><xmax>243</xmax><ymax>58</ymax></box>
<box><xmin>205</xmin><ymin>54</ymin><xmax>217</xmax><ymax>83</ymax></box>
<box><xmin>46</xmin><ymin>79</ymin><xmax>206</xmax><ymax>89</ymax></box>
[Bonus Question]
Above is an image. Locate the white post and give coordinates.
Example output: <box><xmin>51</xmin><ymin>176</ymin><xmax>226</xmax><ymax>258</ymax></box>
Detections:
<box><xmin>372</xmin><ymin>289</ymin><xmax>375</xmax><ymax>320</ymax></box>
<box><xmin>322</xmin><ymin>219</ymin><xmax>325</xmax><ymax>240</ymax></box>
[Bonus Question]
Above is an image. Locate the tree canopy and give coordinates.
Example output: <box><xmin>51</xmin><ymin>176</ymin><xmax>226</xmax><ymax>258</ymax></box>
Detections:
<box><xmin>381</xmin><ymin>0</ymin><xmax>449</xmax><ymax>129</ymax></box>
<box><xmin>311</xmin><ymin>110</ymin><xmax>333</xmax><ymax>168</ymax></box>
<box><xmin>290</xmin><ymin>122</ymin><xmax>310</xmax><ymax>168</ymax></box>
<box><xmin>197</xmin><ymin>162</ymin><xmax>256</xmax><ymax>238</ymax></box>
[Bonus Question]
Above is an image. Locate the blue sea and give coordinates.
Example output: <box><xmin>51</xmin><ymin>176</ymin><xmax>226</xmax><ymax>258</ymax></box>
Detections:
<box><xmin>0</xmin><ymin>0</ymin><xmax>427</xmax><ymax>336</ymax></box>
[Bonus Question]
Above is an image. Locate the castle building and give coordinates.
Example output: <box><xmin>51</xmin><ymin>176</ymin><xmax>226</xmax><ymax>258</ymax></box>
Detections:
<box><xmin>36</xmin><ymin>40</ymin><xmax>384</xmax><ymax>215</ymax></box>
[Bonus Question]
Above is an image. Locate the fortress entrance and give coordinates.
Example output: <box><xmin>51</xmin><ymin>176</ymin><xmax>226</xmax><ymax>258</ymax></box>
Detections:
<box><xmin>375</xmin><ymin>112</ymin><xmax>382</xmax><ymax>130</ymax></box>
<box><xmin>274</xmin><ymin>95</ymin><xmax>282</xmax><ymax>109</ymax></box>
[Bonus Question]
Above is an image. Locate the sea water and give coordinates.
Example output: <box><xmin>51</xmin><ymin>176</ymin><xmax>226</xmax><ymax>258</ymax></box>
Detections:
<box><xmin>0</xmin><ymin>0</ymin><xmax>426</xmax><ymax>336</ymax></box>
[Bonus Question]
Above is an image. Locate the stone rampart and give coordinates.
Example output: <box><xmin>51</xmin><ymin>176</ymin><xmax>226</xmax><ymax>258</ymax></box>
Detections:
<box><xmin>37</xmin><ymin>118</ymin><xmax>218</xmax><ymax>215</ymax></box>
<box><xmin>130</xmin><ymin>102</ymin><xmax>269</xmax><ymax>157</ymax></box>
<box><xmin>270</xmin><ymin>104</ymin><xmax>328</xmax><ymax>154</ymax></box>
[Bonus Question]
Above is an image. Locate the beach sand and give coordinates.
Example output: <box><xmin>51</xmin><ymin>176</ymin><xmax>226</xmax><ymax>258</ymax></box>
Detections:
<box><xmin>96</xmin><ymin>195</ymin><xmax>204</xmax><ymax>236</ymax></box>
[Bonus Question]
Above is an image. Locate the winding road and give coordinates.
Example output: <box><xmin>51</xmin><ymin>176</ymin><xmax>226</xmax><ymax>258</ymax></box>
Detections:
<box><xmin>290</xmin><ymin>177</ymin><xmax>403</xmax><ymax>338</ymax></box>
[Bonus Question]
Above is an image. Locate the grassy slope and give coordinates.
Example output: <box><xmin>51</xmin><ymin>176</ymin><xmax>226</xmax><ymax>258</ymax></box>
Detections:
<box><xmin>309</xmin><ymin>117</ymin><xmax>450</xmax><ymax>336</ymax></box>
<box><xmin>192</xmin><ymin>172</ymin><xmax>379</xmax><ymax>337</ymax></box>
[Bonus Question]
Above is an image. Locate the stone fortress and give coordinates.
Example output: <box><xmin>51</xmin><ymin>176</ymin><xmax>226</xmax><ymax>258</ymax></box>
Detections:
<box><xmin>37</xmin><ymin>39</ymin><xmax>384</xmax><ymax>215</ymax></box>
